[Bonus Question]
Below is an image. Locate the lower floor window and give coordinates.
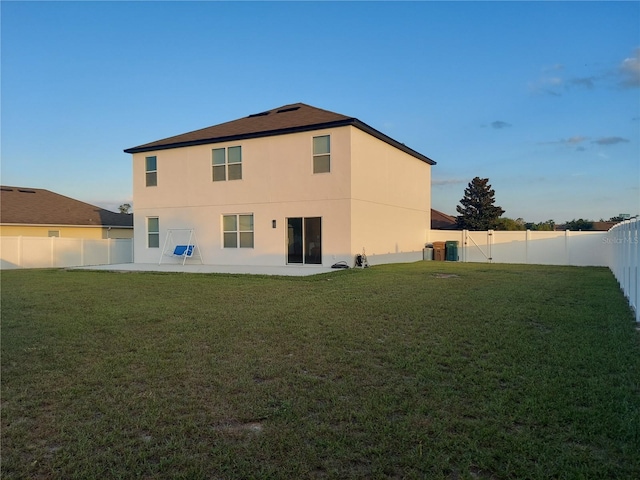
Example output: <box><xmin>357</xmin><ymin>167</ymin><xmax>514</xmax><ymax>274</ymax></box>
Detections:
<box><xmin>147</xmin><ymin>217</ymin><xmax>159</xmax><ymax>248</ymax></box>
<box><xmin>223</xmin><ymin>214</ymin><xmax>254</xmax><ymax>248</ymax></box>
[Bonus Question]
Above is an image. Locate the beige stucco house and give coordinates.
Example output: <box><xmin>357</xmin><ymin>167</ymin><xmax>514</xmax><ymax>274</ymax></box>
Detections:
<box><xmin>124</xmin><ymin>103</ymin><xmax>435</xmax><ymax>267</ymax></box>
<box><xmin>0</xmin><ymin>186</ymin><xmax>133</xmax><ymax>239</ymax></box>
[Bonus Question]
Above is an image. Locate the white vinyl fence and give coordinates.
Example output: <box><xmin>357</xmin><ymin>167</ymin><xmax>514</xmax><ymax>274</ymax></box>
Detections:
<box><xmin>430</xmin><ymin>226</ymin><xmax>639</xmax><ymax>322</ymax></box>
<box><xmin>0</xmin><ymin>236</ymin><xmax>133</xmax><ymax>270</ymax></box>
<box><xmin>606</xmin><ymin>219</ymin><xmax>639</xmax><ymax>322</ymax></box>
<box><xmin>429</xmin><ymin>229</ymin><xmax>608</xmax><ymax>266</ymax></box>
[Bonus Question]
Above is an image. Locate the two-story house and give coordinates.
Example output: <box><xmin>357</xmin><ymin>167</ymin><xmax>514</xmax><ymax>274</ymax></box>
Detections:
<box><xmin>124</xmin><ymin>103</ymin><xmax>436</xmax><ymax>267</ymax></box>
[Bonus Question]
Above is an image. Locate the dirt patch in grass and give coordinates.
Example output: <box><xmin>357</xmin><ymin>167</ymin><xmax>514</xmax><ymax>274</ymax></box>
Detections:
<box><xmin>213</xmin><ymin>420</ymin><xmax>264</xmax><ymax>436</ymax></box>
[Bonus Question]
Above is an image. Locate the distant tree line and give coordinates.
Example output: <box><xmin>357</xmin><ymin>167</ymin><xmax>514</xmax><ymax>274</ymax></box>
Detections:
<box><xmin>493</xmin><ymin>218</ymin><xmax>556</xmax><ymax>231</ymax></box>
<box><xmin>491</xmin><ymin>218</ymin><xmax>592</xmax><ymax>231</ymax></box>
<box><xmin>454</xmin><ymin>177</ymin><xmax>626</xmax><ymax>231</ymax></box>
<box><xmin>490</xmin><ymin>217</ymin><xmax>627</xmax><ymax>231</ymax></box>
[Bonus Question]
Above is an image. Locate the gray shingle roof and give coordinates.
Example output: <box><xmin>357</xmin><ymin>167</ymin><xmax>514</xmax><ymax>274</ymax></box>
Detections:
<box><xmin>0</xmin><ymin>186</ymin><xmax>133</xmax><ymax>227</ymax></box>
<box><xmin>124</xmin><ymin>103</ymin><xmax>436</xmax><ymax>165</ymax></box>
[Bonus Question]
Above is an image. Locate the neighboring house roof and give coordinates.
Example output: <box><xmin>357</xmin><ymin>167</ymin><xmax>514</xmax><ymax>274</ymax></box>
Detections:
<box><xmin>431</xmin><ymin>209</ymin><xmax>458</xmax><ymax>230</ymax></box>
<box><xmin>0</xmin><ymin>186</ymin><xmax>133</xmax><ymax>228</ymax></box>
<box><xmin>124</xmin><ymin>102</ymin><xmax>436</xmax><ymax>165</ymax></box>
<box><xmin>592</xmin><ymin>221</ymin><xmax>620</xmax><ymax>231</ymax></box>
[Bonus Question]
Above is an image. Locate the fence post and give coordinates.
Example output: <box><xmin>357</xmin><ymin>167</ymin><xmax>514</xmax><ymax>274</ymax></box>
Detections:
<box><xmin>18</xmin><ymin>236</ymin><xmax>23</xmax><ymax>268</ymax></box>
<box><xmin>633</xmin><ymin>220</ymin><xmax>638</xmax><ymax>318</ymax></box>
<box><xmin>463</xmin><ymin>230</ymin><xmax>469</xmax><ymax>263</ymax></box>
<box><xmin>627</xmin><ymin>222</ymin><xmax>632</xmax><ymax>312</ymax></box>
<box><xmin>488</xmin><ymin>230</ymin><xmax>494</xmax><ymax>263</ymax></box>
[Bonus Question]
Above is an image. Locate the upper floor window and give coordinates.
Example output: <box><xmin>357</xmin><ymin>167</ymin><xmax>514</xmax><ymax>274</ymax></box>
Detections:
<box><xmin>145</xmin><ymin>156</ymin><xmax>157</xmax><ymax>187</ymax></box>
<box><xmin>223</xmin><ymin>214</ymin><xmax>254</xmax><ymax>248</ymax></box>
<box><xmin>147</xmin><ymin>217</ymin><xmax>159</xmax><ymax>248</ymax></box>
<box><xmin>313</xmin><ymin>135</ymin><xmax>330</xmax><ymax>174</ymax></box>
<box><xmin>213</xmin><ymin>146</ymin><xmax>242</xmax><ymax>182</ymax></box>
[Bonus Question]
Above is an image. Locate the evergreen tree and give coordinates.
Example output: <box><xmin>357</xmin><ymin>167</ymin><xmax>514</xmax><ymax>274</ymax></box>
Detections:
<box><xmin>455</xmin><ymin>177</ymin><xmax>505</xmax><ymax>230</ymax></box>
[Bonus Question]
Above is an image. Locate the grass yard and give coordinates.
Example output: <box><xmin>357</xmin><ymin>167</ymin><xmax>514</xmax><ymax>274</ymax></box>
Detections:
<box><xmin>1</xmin><ymin>262</ymin><xmax>639</xmax><ymax>479</ymax></box>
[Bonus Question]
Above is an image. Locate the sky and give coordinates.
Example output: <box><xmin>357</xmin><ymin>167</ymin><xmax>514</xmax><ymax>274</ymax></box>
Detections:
<box><xmin>2</xmin><ymin>0</ymin><xmax>639</xmax><ymax>223</ymax></box>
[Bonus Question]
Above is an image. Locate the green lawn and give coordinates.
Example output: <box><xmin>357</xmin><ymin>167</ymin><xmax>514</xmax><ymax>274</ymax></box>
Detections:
<box><xmin>1</xmin><ymin>263</ymin><xmax>639</xmax><ymax>479</ymax></box>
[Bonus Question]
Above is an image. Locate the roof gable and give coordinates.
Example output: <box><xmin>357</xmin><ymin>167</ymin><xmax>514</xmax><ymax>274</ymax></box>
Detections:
<box><xmin>124</xmin><ymin>103</ymin><xmax>436</xmax><ymax>165</ymax></box>
<box><xmin>0</xmin><ymin>186</ymin><xmax>133</xmax><ymax>228</ymax></box>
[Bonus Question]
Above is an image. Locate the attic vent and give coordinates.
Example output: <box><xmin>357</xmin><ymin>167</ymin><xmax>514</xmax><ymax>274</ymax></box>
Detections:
<box><xmin>277</xmin><ymin>106</ymin><xmax>301</xmax><ymax>113</ymax></box>
<box><xmin>18</xmin><ymin>189</ymin><xmax>36</xmax><ymax>193</ymax></box>
<box><xmin>0</xmin><ymin>188</ymin><xmax>13</xmax><ymax>192</ymax></box>
<box><xmin>248</xmin><ymin>111</ymin><xmax>270</xmax><ymax>118</ymax></box>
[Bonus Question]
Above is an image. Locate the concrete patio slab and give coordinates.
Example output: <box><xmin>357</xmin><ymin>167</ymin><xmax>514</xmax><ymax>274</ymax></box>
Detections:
<box><xmin>74</xmin><ymin>263</ymin><xmax>341</xmax><ymax>276</ymax></box>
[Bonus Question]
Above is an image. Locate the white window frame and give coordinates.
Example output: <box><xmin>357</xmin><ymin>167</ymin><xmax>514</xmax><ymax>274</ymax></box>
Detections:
<box><xmin>212</xmin><ymin>146</ymin><xmax>242</xmax><ymax>182</ymax></box>
<box><xmin>145</xmin><ymin>156</ymin><xmax>157</xmax><ymax>187</ymax></box>
<box><xmin>313</xmin><ymin>135</ymin><xmax>331</xmax><ymax>174</ymax></box>
<box><xmin>147</xmin><ymin>217</ymin><xmax>159</xmax><ymax>248</ymax></box>
<box><xmin>222</xmin><ymin>213</ymin><xmax>254</xmax><ymax>248</ymax></box>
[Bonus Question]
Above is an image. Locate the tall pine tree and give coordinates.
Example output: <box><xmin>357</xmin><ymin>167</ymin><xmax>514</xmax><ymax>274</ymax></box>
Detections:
<box><xmin>455</xmin><ymin>177</ymin><xmax>505</xmax><ymax>230</ymax></box>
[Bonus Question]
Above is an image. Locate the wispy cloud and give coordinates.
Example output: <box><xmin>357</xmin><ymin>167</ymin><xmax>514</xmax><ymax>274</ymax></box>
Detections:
<box><xmin>529</xmin><ymin>73</ymin><xmax>564</xmax><ymax>96</ymax></box>
<box><xmin>491</xmin><ymin>120</ymin><xmax>512</xmax><ymax>129</ymax></box>
<box><xmin>619</xmin><ymin>47</ymin><xmax>640</xmax><ymax>88</ymax></box>
<box><xmin>568</xmin><ymin>77</ymin><xmax>597</xmax><ymax>89</ymax></box>
<box><xmin>432</xmin><ymin>178</ymin><xmax>466</xmax><ymax>186</ymax></box>
<box><xmin>592</xmin><ymin>136</ymin><xmax>629</xmax><ymax>146</ymax></box>
<box><xmin>564</xmin><ymin>136</ymin><xmax>588</xmax><ymax>145</ymax></box>
<box><xmin>540</xmin><ymin>135</ymin><xmax>630</xmax><ymax>150</ymax></box>
<box><xmin>539</xmin><ymin>136</ymin><xmax>589</xmax><ymax>147</ymax></box>
<box><xmin>531</xmin><ymin>73</ymin><xmax>598</xmax><ymax>96</ymax></box>
<box><xmin>530</xmin><ymin>48</ymin><xmax>640</xmax><ymax>95</ymax></box>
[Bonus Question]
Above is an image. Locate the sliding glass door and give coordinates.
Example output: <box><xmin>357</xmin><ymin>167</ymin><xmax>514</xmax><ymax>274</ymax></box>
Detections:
<box><xmin>287</xmin><ymin>217</ymin><xmax>322</xmax><ymax>264</ymax></box>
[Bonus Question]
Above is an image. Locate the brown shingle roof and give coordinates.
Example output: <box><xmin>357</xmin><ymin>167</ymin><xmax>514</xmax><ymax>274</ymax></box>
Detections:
<box><xmin>124</xmin><ymin>102</ymin><xmax>436</xmax><ymax>165</ymax></box>
<box><xmin>592</xmin><ymin>221</ymin><xmax>620</xmax><ymax>231</ymax></box>
<box><xmin>0</xmin><ymin>186</ymin><xmax>133</xmax><ymax>228</ymax></box>
<box><xmin>431</xmin><ymin>209</ymin><xmax>458</xmax><ymax>230</ymax></box>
